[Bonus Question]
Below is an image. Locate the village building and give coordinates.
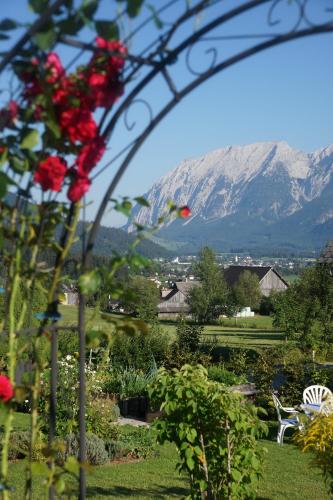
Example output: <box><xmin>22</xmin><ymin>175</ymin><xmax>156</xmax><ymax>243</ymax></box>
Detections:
<box><xmin>157</xmin><ymin>265</ymin><xmax>288</xmax><ymax>318</ymax></box>
<box><xmin>223</xmin><ymin>266</ymin><xmax>289</xmax><ymax>297</ymax></box>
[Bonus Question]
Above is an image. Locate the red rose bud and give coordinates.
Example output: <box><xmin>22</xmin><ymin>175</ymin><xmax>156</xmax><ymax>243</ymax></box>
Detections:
<box><xmin>34</xmin><ymin>156</ymin><xmax>67</xmax><ymax>191</ymax></box>
<box><xmin>0</xmin><ymin>375</ymin><xmax>13</xmax><ymax>403</ymax></box>
<box><xmin>67</xmin><ymin>175</ymin><xmax>91</xmax><ymax>202</ymax></box>
<box><xmin>76</xmin><ymin>136</ymin><xmax>106</xmax><ymax>176</ymax></box>
<box><xmin>179</xmin><ymin>206</ymin><xmax>191</xmax><ymax>218</ymax></box>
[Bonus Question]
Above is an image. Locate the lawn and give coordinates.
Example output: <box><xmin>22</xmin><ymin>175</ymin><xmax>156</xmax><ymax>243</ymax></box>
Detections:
<box><xmin>5</xmin><ymin>426</ymin><xmax>330</xmax><ymax>499</ymax></box>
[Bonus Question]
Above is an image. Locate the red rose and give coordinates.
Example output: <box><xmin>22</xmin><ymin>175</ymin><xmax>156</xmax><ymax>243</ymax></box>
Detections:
<box><xmin>87</xmin><ymin>71</ymin><xmax>124</xmax><ymax>109</ymax></box>
<box><xmin>45</xmin><ymin>52</ymin><xmax>64</xmax><ymax>83</ymax></box>
<box><xmin>34</xmin><ymin>156</ymin><xmax>67</xmax><ymax>191</ymax></box>
<box><xmin>95</xmin><ymin>38</ymin><xmax>127</xmax><ymax>74</ymax></box>
<box><xmin>59</xmin><ymin>108</ymin><xmax>97</xmax><ymax>143</ymax></box>
<box><xmin>67</xmin><ymin>175</ymin><xmax>91</xmax><ymax>202</ymax></box>
<box><xmin>0</xmin><ymin>375</ymin><xmax>13</xmax><ymax>403</ymax></box>
<box><xmin>0</xmin><ymin>100</ymin><xmax>18</xmax><ymax>130</ymax></box>
<box><xmin>76</xmin><ymin>136</ymin><xmax>106</xmax><ymax>175</ymax></box>
<box><xmin>179</xmin><ymin>206</ymin><xmax>191</xmax><ymax>218</ymax></box>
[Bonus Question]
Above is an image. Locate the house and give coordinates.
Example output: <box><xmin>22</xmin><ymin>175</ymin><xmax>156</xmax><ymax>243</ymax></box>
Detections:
<box><xmin>223</xmin><ymin>266</ymin><xmax>288</xmax><ymax>297</ymax></box>
<box><xmin>157</xmin><ymin>281</ymin><xmax>200</xmax><ymax>318</ymax></box>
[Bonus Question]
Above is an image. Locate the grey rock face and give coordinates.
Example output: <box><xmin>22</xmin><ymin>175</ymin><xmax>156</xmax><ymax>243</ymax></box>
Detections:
<box><xmin>127</xmin><ymin>141</ymin><xmax>333</xmax><ymax>252</ymax></box>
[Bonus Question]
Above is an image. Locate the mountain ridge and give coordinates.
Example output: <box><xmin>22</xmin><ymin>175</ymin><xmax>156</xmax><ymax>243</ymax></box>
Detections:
<box><xmin>126</xmin><ymin>141</ymin><xmax>333</xmax><ymax>253</ymax></box>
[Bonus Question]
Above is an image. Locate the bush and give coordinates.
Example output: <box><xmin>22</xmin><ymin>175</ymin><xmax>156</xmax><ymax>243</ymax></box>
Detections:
<box><xmin>149</xmin><ymin>365</ymin><xmax>267</xmax><ymax>499</ymax></box>
<box><xmin>58</xmin><ymin>433</ymin><xmax>108</xmax><ymax>466</ymax></box>
<box><xmin>86</xmin><ymin>396</ymin><xmax>120</xmax><ymax>439</ymax></box>
<box><xmin>207</xmin><ymin>364</ymin><xmax>247</xmax><ymax>386</ymax></box>
<box><xmin>111</xmin><ymin>322</ymin><xmax>169</xmax><ymax>369</ymax></box>
<box><xmin>103</xmin><ymin>365</ymin><xmax>157</xmax><ymax>399</ymax></box>
<box><xmin>0</xmin><ymin>431</ymin><xmax>46</xmax><ymax>461</ymax></box>
<box><xmin>105</xmin><ymin>426</ymin><xmax>156</xmax><ymax>461</ymax></box>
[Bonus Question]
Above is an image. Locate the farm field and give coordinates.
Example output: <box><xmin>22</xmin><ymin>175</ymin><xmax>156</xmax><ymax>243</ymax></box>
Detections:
<box><xmin>58</xmin><ymin>306</ymin><xmax>285</xmax><ymax>349</ymax></box>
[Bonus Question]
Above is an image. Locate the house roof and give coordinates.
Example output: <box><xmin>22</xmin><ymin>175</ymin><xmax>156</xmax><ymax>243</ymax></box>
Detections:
<box><xmin>223</xmin><ymin>265</ymin><xmax>289</xmax><ymax>288</ymax></box>
<box><xmin>223</xmin><ymin>266</ymin><xmax>271</xmax><ymax>287</ymax></box>
<box><xmin>160</xmin><ymin>281</ymin><xmax>200</xmax><ymax>302</ymax></box>
<box><xmin>319</xmin><ymin>240</ymin><xmax>333</xmax><ymax>264</ymax></box>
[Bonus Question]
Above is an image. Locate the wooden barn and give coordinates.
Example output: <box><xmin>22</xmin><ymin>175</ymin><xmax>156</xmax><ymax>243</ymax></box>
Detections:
<box><xmin>157</xmin><ymin>281</ymin><xmax>200</xmax><ymax>318</ymax></box>
<box><xmin>223</xmin><ymin>266</ymin><xmax>288</xmax><ymax>296</ymax></box>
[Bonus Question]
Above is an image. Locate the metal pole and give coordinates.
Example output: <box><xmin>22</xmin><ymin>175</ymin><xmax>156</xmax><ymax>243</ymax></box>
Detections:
<box><xmin>49</xmin><ymin>327</ymin><xmax>58</xmax><ymax>500</ymax></box>
<box><xmin>78</xmin><ymin>292</ymin><xmax>86</xmax><ymax>499</ymax></box>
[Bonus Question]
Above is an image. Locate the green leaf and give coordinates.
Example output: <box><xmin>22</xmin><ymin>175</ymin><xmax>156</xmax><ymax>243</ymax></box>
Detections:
<box><xmin>0</xmin><ymin>172</ymin><xmax>15</xmax><ymax>199</ymax></box>
<box><xmin>64</xmin><ymin>456</ymin><xmax>80</xmax><ymax>475</ymax></box>
<box><xmin>31</xmin><ymin>462</ymin><xmax>49</xmax><ymax>475</ymax></box>
<box><xmin>95</xmin><ymin>20</ymin><xmax>119</xmax><ymax>40</ymax></box>
<box><xmin>127</xmin><ymin>0</ymin><xmax>144</xmax><ymax>18</ymax></box>
<box><xmin>147</xmin><ymin>4</ymin><xmax>163</xmax><ymax>29</ymax></box>
<box><xmin>79</xmin><ymin>270</ymin><xmax>101</xmax><ymax>294</ymax></box>
<box><xmin>134</xmin><ymin>196</ymin><xmax>150</xmax><ymax>207</ymax></box>
<box><xmin>20</xmin><ymin>129</ymin><xmax>39</xmax><ymax>150</ymax></box>
<box><xmin>10</xmin><ymin>156</ymin><xmax>28</xmax><ymax>174</ymax></box>
<box><xmin>46</xmin><ymin>118</ymin><xmax>61</xmax><ymax>139</ymax></box>
<box><xmin>0</xmin><ymin>18</ymin><xmax>18</xmax><ymax>31</ymax></box>
<box><xmin>81</xmin><ymin>0</ymin><xmax>98</xmax><ymax>18</ymax></box>
<box><xmin>34</xmin><ymin>26</ymin><xmax>56</xmax><ymax>50</ymax></box>
<box><xmin>55</xmin><ymin>476</ymin><xmax>65</xmax><ymax>494</ymax></box>
<box><xmin>29</xmin><ymin>0</ymin><xmax>49</xmax><ymax>14</ymax></box>
<box><xmin>57</xmin><ymin>16</ymin><xmax>84</xmax><ymax>35</ymax></box>
<box><xmin>231</xmin><ymin>469</ymin><xmax>242</xmax><ymax>481</ymax></box>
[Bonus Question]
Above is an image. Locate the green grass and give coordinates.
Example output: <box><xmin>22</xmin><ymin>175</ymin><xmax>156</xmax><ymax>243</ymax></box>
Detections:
<box><xmin>59</xmin><ymin>306</ymin><xmax>284</xmax><ymax>349</ymax></box>
<box><xmin>6</xmin><ymin>428</ymin><xmax>330</xmax><ymax>499</ymax></box>
<box><xmin>0</xmin><ymin>412</ymin><xmax>29</xmax><ymax>432</ymax></box>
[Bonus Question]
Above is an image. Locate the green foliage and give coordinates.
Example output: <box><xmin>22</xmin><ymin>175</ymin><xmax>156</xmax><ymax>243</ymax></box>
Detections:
<box><xmin>110</xmin><ymin>322</ymin><xmax>169</xmax><ymax>370</ymax></box>
<box><xmin>295</xmin><ymin>412</ymin><xmax>333</xmax><ymax>495</ymax></box>
<box><xmin>86</xmin><ymin>397</ymin><xmax>120</xmax><ymax>439</ymax></box>
<box><xmin>104</xmin><ymin>366</ymin><xmax>157</xmax><ymax>399</ymax></box>
<box><xmin>187</xmin><ymin>247</ymin><xmax>231</xmax><ymax>323</ymax></box>
<box><xmin>124</xmin><ymin>276</ymin><xmax>160</xmax><ymax>322</ymax></box>
<box><xmin>207</xmin><ymin>364</ymin><xmax>247</xmax><ymax>386</ymax></box>
<box><xmin>234</xmin><ymin>270</ymin><xmax>261</xmax><ymax>311</ymax></box>
<box><xmin>165</xmin><ymin>317</ymin><xmax>211</xmax><ymax>369</ymax></box>
<box><xmin>105</xmin><ymin>426</ymin><xmax>156</xmax><ymax>461</ymax></box>
<box><xmin>273</xmin><ymin>264</ymin><xmax>333</xmax><ymax>354</ymax></box>
<box><xmin>58</xmin><ymin>433</ymin><xmax>108</xmax><ymax>466</ymax></box>
<box><xmin>149</xmin><ymin>365</ymin><xmax>267</xmax><ymax>499</ymax></box>
<box><xmin>0</xmin><ymin>430</ymin><xmax>45</xmax><ymax>461</ymax></box>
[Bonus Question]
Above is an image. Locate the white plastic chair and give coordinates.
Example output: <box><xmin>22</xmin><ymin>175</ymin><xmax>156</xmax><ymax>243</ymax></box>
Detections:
<box><xmin>272</xmin><ymin>393</ymin><xmax>300</xmax><ymax>445</ymax></box>
<box><xmin>320</xmin><ymin>395</ymin><xmax>333</xmax><ymax>416</ymax></box>
<box><xmin>303</xmin><ymin>385</ymin><xmax>332</xmax><ymax>406</ymax></box>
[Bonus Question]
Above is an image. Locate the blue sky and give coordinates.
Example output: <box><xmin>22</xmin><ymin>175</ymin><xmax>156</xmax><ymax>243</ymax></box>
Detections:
<box><xmin>1</xmin><ymin>1</ymin><xmax>333</xmax><ymax>226</ymax></box>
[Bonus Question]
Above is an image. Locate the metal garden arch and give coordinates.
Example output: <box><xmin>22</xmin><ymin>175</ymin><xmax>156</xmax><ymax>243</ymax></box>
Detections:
<box><xmin>0</xmin><ymin>0</ymin><xmax>332</xmax><ymax>498</ymax></box>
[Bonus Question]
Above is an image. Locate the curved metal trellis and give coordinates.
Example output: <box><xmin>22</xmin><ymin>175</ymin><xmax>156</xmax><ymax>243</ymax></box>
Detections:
<box><xmin>0</xmin><ymin>0</ymin><xmax>332</xmax><ymax>498</ymax></box>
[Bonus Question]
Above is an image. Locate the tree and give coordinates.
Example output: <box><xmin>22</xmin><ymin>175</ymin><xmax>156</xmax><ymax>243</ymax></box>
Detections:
<box><xmin>234</xmin><ymin>270</ymin><xmax>261</xmax><ymax>311</ymax></box>
<box><xmin>187</xmin><ymin>247</ymin><xmax>231</xmax><ymax>323</ymax></box>
<box><xmin>273</xmin><ymin>264</ymin><xmax>333</xmax><ymax>354</ymax></box>
<box><xmin>124</xmin><ymin>276</ymin><xmax>160</xmax><ymax>322</ymax></box>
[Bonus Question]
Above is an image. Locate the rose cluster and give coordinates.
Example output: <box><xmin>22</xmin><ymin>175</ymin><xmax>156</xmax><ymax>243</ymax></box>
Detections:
<box><xmin>20</xmin><ymin>38</ymin><xmax>126</xmax><ymax>202</ymax></box>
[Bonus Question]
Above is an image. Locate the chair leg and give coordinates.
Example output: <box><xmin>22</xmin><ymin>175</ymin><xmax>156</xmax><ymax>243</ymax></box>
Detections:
<box><xmin>277</xmin><ymin>424</ymin><xmax>283</xmax><ymax>445</ymax></box>
<box><xmin>279</xmin><ymin>424</ymin><xmax>287</xmax><ymax>445</ymax></box>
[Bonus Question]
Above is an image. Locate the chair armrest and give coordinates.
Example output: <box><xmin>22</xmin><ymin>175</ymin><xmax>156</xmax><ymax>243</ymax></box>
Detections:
<box><xmin>282</xmin><ymin>407</ymin><xmax>299</xmax><ymax>413</ymax></box>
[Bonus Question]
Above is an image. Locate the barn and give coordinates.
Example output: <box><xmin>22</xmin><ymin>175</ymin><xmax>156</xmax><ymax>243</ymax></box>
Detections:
<box><xmin>157</xmin><ymin>281</ymin><xmax>200</xmax><ymax>318</ymax></box>
<box><xmin>223</xmin><ymin>266</ymin><xmax>288</xmax><ymax>296</ymax></box>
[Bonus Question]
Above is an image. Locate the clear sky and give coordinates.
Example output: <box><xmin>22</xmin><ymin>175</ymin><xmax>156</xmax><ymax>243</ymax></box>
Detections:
<box><xmin>1</xmin><ymin>1</ymin><xmax>333</xmax><ymax>227</ymax></box>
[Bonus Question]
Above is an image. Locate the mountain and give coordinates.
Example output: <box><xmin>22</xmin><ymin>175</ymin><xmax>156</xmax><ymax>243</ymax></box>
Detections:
<box><xmin>126</xmin><ymin>141</ymin><xmax>333</xmax><ymax>254</ymax></box>
<box><xmin>72</xmin><ymin>223</ymin><xmax>171</xmax><ymax>258</ymax></box>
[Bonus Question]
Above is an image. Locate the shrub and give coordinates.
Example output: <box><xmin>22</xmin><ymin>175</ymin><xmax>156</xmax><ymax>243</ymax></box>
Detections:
<box><xmin>86</xmin><ymin>396</ymin><xmax>120</xmax><ymax>439</ymax></box>
<box><xmin>207</xmin><ymin>364</ymin><xmax>247</xmax><ymax>386</ymax></box>
<box><xmin>103</xmin><ymin>365</ymin><xmax>157</xmax><ymax>399</ymax></box>
<box><xmin>105</xmin><ymin>426</ymin><xmax>156</xmax><ymax>461</ymax></box>
<box><xmin>295</xmin><ymin>412</ymin><xmax>333</xmax><ymax>495</ymax></box>
<box><xmin>58</xmin><ymin>433</ymin><xmax>108</xmax><ymax>466</ymax></box>
<box><xmin>111</xmin><ymin>323</ymin><xmax>169</xmax><ymax>369</ymax></box>
<box><xmin>149</xmin><ymin>365</ymin><xmax>267</xmax><ymax>499</ymax></box>
<box><xmin>0</xmin><ymin>431</ymin><xmax>46</xmax><ymax>461</ymax></box>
